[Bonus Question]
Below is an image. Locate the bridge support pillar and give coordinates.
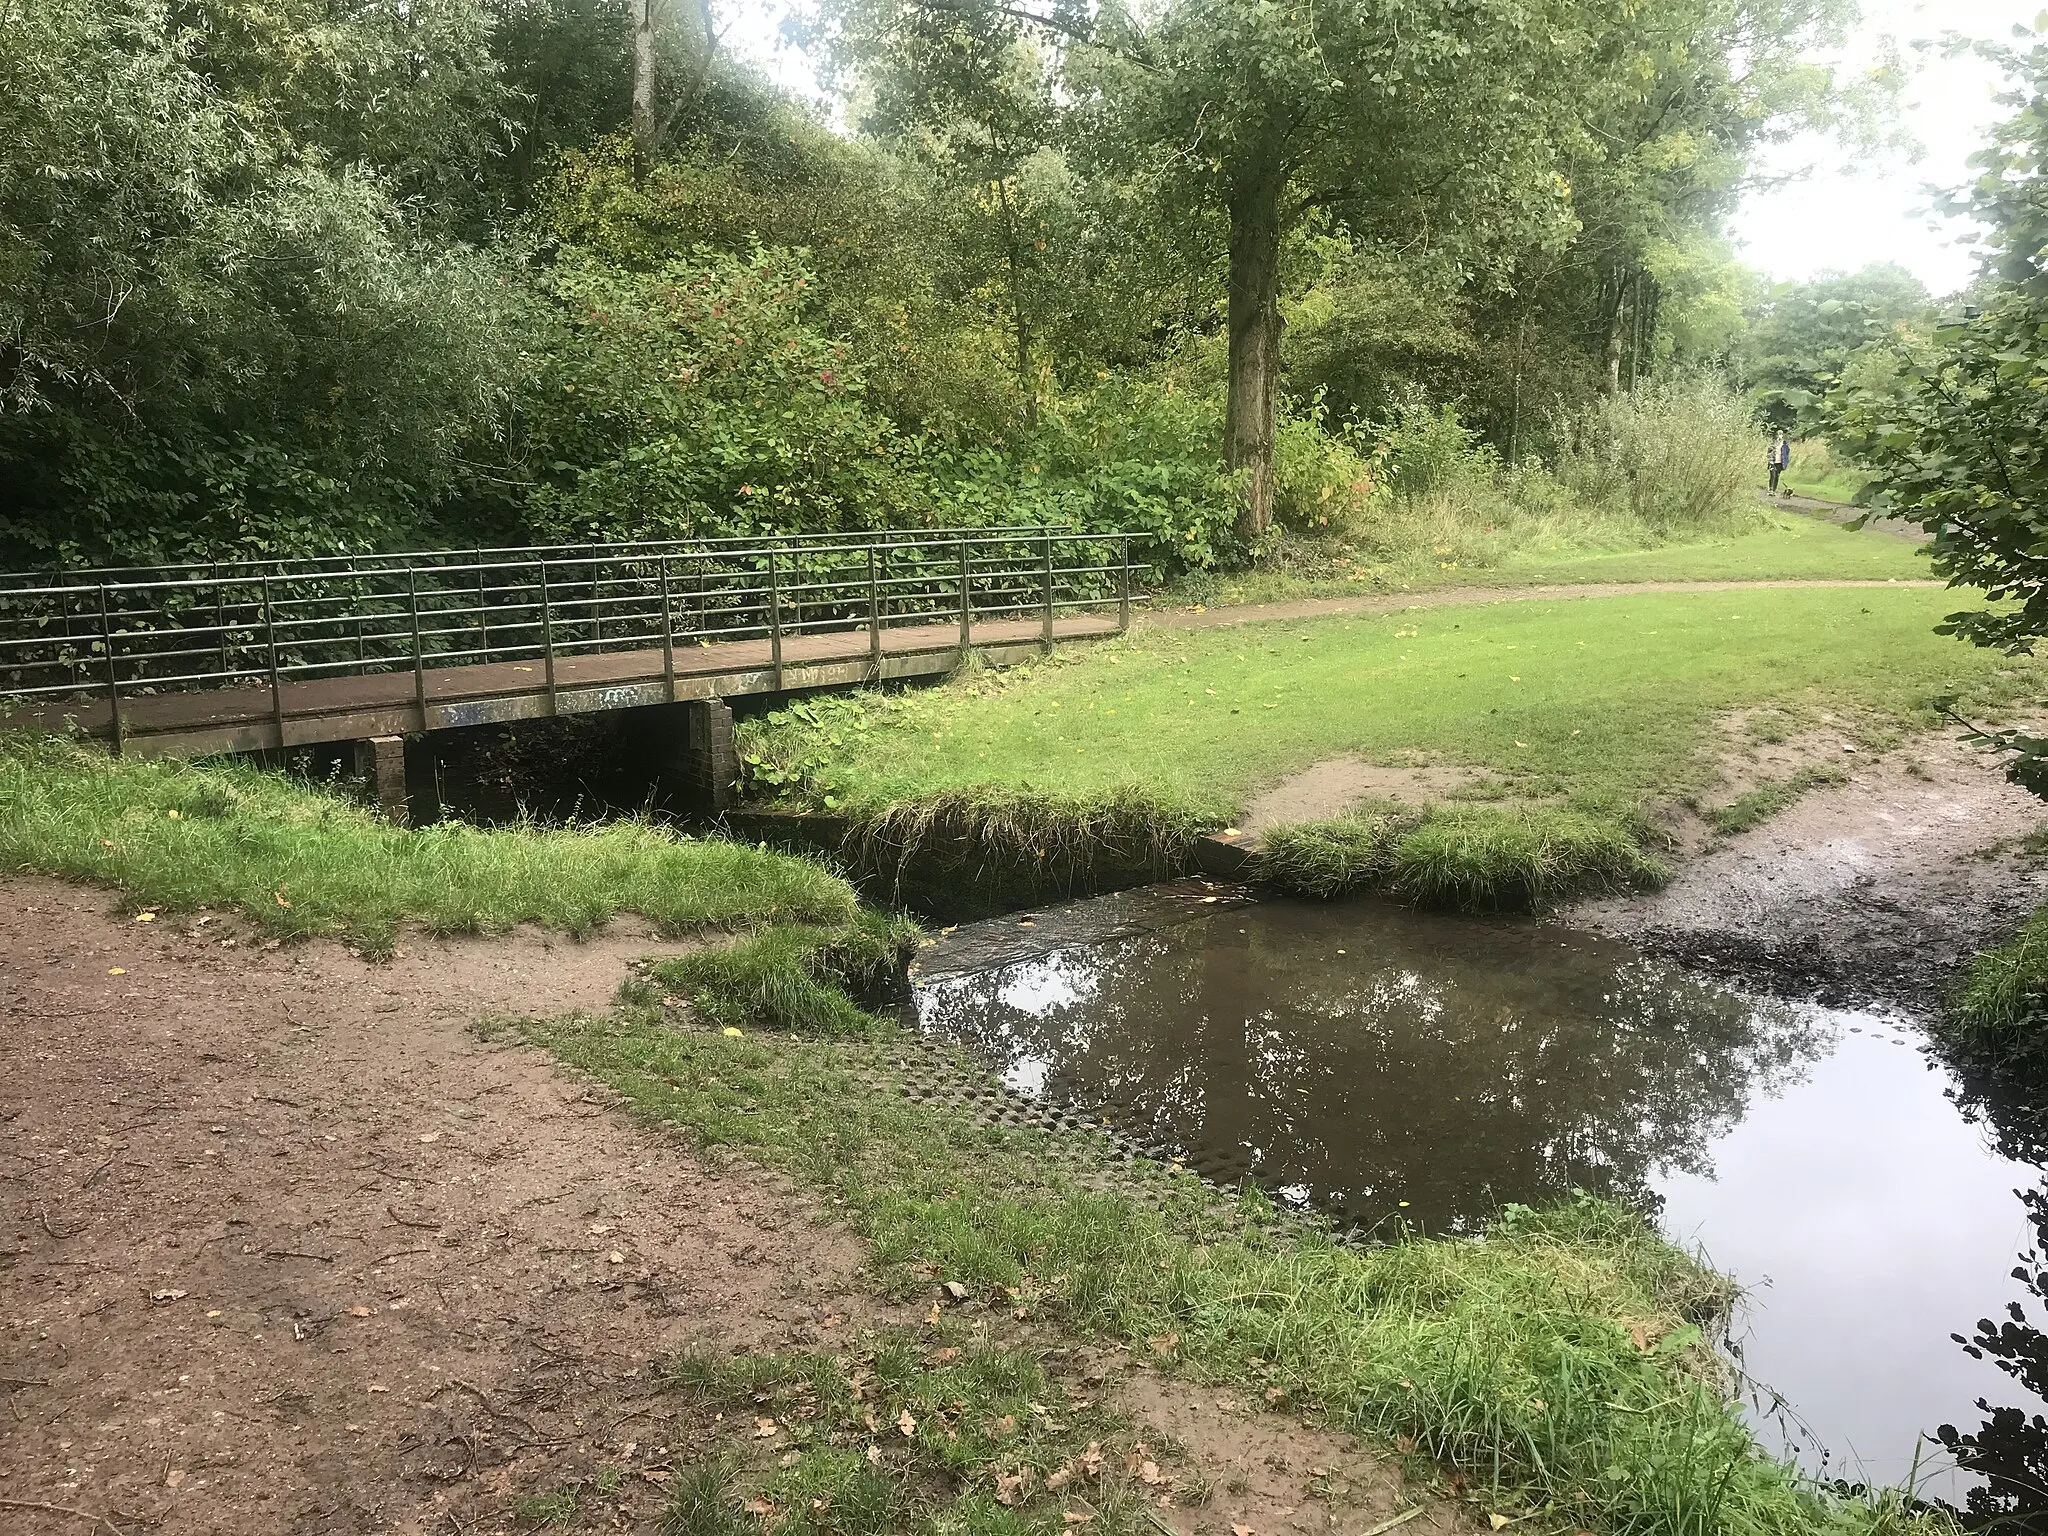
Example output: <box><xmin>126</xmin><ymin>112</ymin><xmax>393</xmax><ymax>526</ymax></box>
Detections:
<box><xmin>635</xmin><ymin>699</ymin><xmax>737</xmax><ymax>819</ymax></box>
<box><xmin>677</xmin><ymin>699</ymin><xmax>738</xmax><ymax>818</ymax></box>
<box><xmin>353</xmin><ymin>735</ymin><xmax>410</xmax><ymax>826</ymax></box>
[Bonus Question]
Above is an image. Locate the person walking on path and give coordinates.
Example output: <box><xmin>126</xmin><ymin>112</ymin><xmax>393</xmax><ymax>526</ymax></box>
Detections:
<box><xmin>1768</xmin><ymin>430</ymin><xmax>1792</xmax><ymax>494</ymax></box>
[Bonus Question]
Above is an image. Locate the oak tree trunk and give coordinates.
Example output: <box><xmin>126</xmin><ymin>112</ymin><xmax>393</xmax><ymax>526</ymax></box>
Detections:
<box><xmin>1226</xmin><ymin>174</ymin><xmax>1284</xmax><ymax>541</ymax></box>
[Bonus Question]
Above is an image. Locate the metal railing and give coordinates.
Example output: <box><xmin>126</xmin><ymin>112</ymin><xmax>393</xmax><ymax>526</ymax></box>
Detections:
<box><xmin>0</xmin><ymin>526</ymin><xmax>1140</xmax><ymax>752</ymax></box>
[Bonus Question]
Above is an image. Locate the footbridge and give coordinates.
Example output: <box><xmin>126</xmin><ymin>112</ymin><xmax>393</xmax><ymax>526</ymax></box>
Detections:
<box><xmin>0</xmin><ymin>526</ymin><xmax>1138</xmax><ymax>815</ymax></box>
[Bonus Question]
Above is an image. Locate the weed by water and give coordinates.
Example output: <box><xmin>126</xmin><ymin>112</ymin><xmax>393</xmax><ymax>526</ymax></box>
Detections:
<box><xmin>650</xmin><ymin>910</ymin><xmax>919</xmax><ymax>1035</ymax></box>
<box><xmin>1259</xmin><ymin>804</ymin><xmax>1662</xmax><ymax>909</ymax></box>
<box><xmin>0</xmin><ymin>734</ymin><xmax>856</xmax><ymax>951</ymax></box>
<box><xmin>1946</xmin><ymin>907</ymin><xmax>2048</xmax><ymax>1069</ymax></box>
<box><xmin>504</xmin><ymin>974</ymin><xmax>1946</xmax><ymax>1536</ymax></box>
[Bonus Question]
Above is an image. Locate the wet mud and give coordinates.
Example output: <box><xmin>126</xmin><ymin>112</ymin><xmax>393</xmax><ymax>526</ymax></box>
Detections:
<box><xmin>1572</xmin><ymin>732</ymin><xmax>2048</xmax><ymax>1013</ymax></box>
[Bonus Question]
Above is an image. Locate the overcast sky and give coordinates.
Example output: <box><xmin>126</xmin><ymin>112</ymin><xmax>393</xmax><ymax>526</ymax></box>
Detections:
<box><xmin>1727</xmin><ymin>0</ymin><xmax>2035</xmax><ymax>296</ymax></box>
<box><xmin>722</xmin><ymin>0</ymin><xmax>2036</xmax><ymax>298</ymax></box>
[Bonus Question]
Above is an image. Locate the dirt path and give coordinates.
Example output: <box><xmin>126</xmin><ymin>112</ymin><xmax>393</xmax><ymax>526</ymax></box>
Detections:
<box><xmin>1571</xmin><ymin>734</ymin><xmax>2048</xmax><ymax>1012</ymax></box>
<box><xmin>0</xmin><ymin>882</ymin><xmax>872</xmax><ymax>1535</ymax></box>
<box><xmin>1139</xmin><ymin>577</ymin><xmax>1940</xmax><ymax>633</ymax></box>
<box><xmin>1</xmin><ymin>881</ymin><xmax>1428</xmax><ymax>1536</ymax></box>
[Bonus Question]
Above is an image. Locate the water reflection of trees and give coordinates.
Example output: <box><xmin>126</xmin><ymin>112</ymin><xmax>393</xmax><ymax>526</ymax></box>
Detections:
<box><xmin>1930</xmin><ymin>1047</ymin><xmax>2048</xmax><ymax>1528</ymax></box>
<box><xmin>914</xmin><ymin>903</ymin><xmax>1831</xmax><ymax>1232</ymax></box>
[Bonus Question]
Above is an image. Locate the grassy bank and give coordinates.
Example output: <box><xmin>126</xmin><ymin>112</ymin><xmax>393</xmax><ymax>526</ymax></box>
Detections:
<box><xmin>1944</xmin><ymin>899</ymin><xmax>2048</xmax><ymax>1070</ymax></box>
<box><xmin>499</xmin><ymin>951</ymin><xmax>1942</xmax><ymax>1536</ymax></box>
<box><xmin>741</xmin><ymin>584</ymin><xmax>2033</xmax><ymax>906</ymax></box>
<box><xmin>0</xmin><ymin>734</ymin><xmax>856</xmax><ymax>951</ymax></box>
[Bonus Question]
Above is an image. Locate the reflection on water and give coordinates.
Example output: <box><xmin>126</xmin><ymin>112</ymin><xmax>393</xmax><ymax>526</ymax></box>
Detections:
<box><xmin>910</xmin><ymin>892</ymin><xmax>2048</xmax><ymax>1510</ymax></box>
<box><xmin>916</xmin><ymin>898</ymin><xmax>1828</xmax><ymax>1232</ymax></box>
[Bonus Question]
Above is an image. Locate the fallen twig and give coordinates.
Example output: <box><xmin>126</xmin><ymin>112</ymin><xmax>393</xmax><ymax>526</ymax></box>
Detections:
<box><xmin>371</xmin><ymin>1246</ymin><xmax>431</xmax><ymax>1266</ymax></box>
<box><xmin>80</xmin><ymin>1147</ymin><xmax>126</xmax><ymax>1190</ymax></box>
<box><xmin>385</xmin><ymin>1204</ymin><xmax>441</xmax><ymax>1231</ymax></box>
<box><xmin>262</xmin><ymin>1249</ymin><xmax>335</xmax><ymax>1263</ymax></box>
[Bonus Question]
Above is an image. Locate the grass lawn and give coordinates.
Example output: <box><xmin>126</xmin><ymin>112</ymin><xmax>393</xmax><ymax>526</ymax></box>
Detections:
<box><xmin>1493</xmin><ymin>510</ymin><xmax>1925</xmax><ymax>585</ymax></box>
<box><xmin>748</xmin><ymin>585</ymin><xmax>2024</xmax><ymax>826</ymax></box>
<box><xmin>1174</xmin><ymin>509</ymin><xmax>1927</xmax><ymax>608</ymax></box>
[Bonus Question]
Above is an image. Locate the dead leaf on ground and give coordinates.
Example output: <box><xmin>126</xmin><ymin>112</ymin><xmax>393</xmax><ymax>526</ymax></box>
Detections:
<box><xmin>1147</xmin><ymin>1333</ymin><xmax>1179</xmax><ymax>1356</ymax></box>
<box><xmin>898</xmin><ymin>1407</ymin><xmax>917</xmax><ymax>1437</ymax></box>
<box><xmin>753</xmin><ymin>1417</ymin><xmax>778</xmax><ymax>1438</ymax></box>
<box><xmin>1045</xmin><ymin>1467</ymin><xmax>1072</xmax><ymax>1492</ymax></box>
<box><xmin>346</xmin><ymin>1305</ymin><xmax>373</xmax><ymax>1318</ymax></box>
<box><xmin>994</xmin><ymin>1470</ymin><xmax>1031</xmax><ymax>1507</ymax></box>
<box><xmin>1079</xmin><ymin>1441</ymin><xmax>1103</xmax><ymax>1477</ymax></box>
<box><xmin>1138</xmin><ymin>1461</ymin><xmax>1165</xmax><ymax>1486</ymax></box>
<box><xmin>744</xmin><ymin>1497</ymin><xmax>774</xmax><ymax>1516</ymax></box>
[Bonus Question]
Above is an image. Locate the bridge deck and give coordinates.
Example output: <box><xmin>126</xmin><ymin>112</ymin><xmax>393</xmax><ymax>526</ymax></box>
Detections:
<box><xmin>6</xmin><ymin>612</ymin><xmax>1120</xmax><ymax>758</ymax></box>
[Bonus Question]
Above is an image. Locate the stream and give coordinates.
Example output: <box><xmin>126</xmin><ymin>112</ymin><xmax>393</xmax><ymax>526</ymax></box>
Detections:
<box><xmin>909</xmin><ymin>885</ymin><xmax>2048</xmax><ymax>1516</ymax></box>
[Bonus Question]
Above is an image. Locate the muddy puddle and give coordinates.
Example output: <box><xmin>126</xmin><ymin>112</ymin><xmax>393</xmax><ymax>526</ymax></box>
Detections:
<box><xmin>911</xmin><ymin>888</ymin><xmax>2048</xmax><ymax>1512</ymax></box>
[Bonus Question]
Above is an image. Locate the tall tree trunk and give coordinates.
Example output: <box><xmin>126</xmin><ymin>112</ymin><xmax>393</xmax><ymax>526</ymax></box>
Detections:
<box><xmin>992</xmin><ymin>172</ymin><xmax>1037</xmax><ymax>428</ymax></box>
<box><xmin>1226</xmin><ymin>173</ymin><xmax>1284</xmax><ymax>541</ymax></box>
<box><xmin>1601</xmin><ymin>267</ymin><xmax>1627</xmax><ymax>395</ymax></box>
<box><xmin>631</xmin><ymin>0</ymin><xmax>657</xmax><ymax>182</ymax></box>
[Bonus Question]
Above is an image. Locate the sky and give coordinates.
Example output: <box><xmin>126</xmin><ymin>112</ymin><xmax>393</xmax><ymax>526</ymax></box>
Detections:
<box><xmin>719</xmin><ymin>0</ymin><xmax>2036</xmax><ymax>298</ymax></box>
<box><xmin>1727</xmin><ymin>0</ymin><xmax>2032</xmax><ymax>295</ymax></box>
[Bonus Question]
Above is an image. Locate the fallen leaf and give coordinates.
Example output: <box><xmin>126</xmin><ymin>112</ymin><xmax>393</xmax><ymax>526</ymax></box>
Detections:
<box><xmin>347</xmin><ymin>1305</ymin><xmax>374</xmax><ymax>1318</ymax></box>
<box><xmin>1138</xmin><ymin>1461</ymin><xmax>1165</xmax><ymax>1486</ymax></box>
<box><xmin>136</xmin><ymin>912</ymin><xmax>155</xmax><ymax>922</ymax></box>
<box><xmin>943</xmin><ymin>1280</ymin><xmax>970</xmax><ymax>1300</ymax></box>
<box><xmin>744</xmin><ymin>1497</ymin><xmax>774</xmax><ymax>1516</ymax></box>
<box><xmin>1045</xmin><ymin>1468</ymin><xmax>1072</xmax><ymax>1492</ymax></box>
<box><xmin>274</xmin><ymin>889</ymin><xmax>291</xmax><ymax>908</ymax></box>
<box><xmin>995</xmin><ymin>1471</ymin><xmax>1029</xmax><ymax>1507</ymax></box>
<box><xmin>368</xmin><ymin>1384</ymin><xmax>389</xmax><ymax>1394</ymax></box>
<box><xmin>150</xmin><ymin>1289</ymin><xmax>187</xmax><ymax>1304</ymax></box>
<box><xmin>1232</xmin><ymin>1526</ymin><xmax>1254</xmax><ymax>1536</ymax></box>
<box><xmin>418</xmin><ymin>1131</ymin><xmax>441</xmax><ymax>1144</ymax></box>
<box><xmin>722</xmin><ymin>1026</ymin><xmax>744</xmax><ymax>1038</ymax></box>
<box><xmin>927</xmin><ymin>1347</ymin><xmax>960</xmax><ymax>1364</ymax></box>
<box><xmin>108</xmin><ymin>967</ymin><xmax>125</xmax><ymax>975</ymax></box>
<box><xmin>778</xmin><ymin>1451</ymin><xmax>801</xmax><ymax>1468</ymax></box>
<box><xmin>1064</xmin><ymin>1515</ymin><xmax>1094</xmax><ymax>1527</ymax></box>
<box><xmin>898</xmin><ymin>1407</ymin><xmax>917</xmax><ymax>1437</ymax></box>
<box><xmin>1490</xmin><ymin>1516</ymin><xmax>1512</xmax><ymax>1531</ymax></box>
<box><xmin>165</xmin><ymin>1469</ymin><xmax>185</xmax><ymax>1489</ymax></box>
<box><xmin>1079</xmin><ymin>1441</ymin><xmax>1102</xmax><ymax>1476</ymax></box>
<box><xmin>1147</xmin><ymin>1333</ymin><xmax>1179</xmax><ymax>1357</ymax></box>
<box><xmin>1264</xmin><ymin>1386</ymin><xmax>1287</xmax><ymax>1405</ymax></box>
<box><xmin>866</xmin><ymin>1444</ymin><xmax>882</xmax><ymax>1466</ymax></box>
<box><xmin>993</xmin><ymin>1414</ymin><xmax>1016</xmax><ymax>1435</ymax></box>
<box><xmin>607</xmin><ymin>1250</ymin><xmax>625</xmax><ymax>1264</ymax></box>
<box><xmin>754</xmin><ymin>1417</ymin><xmax>778</xmax><ymax>1438</ymax></box>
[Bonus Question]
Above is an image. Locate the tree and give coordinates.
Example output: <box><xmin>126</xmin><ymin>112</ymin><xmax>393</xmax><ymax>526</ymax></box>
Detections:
<box><xmin>1076</xmin><ymin>0</ymin><xmax>1588</xmax><ymax>537</ymax></box>
<box><xmin>1819</xmin><ymin>28</ymin><xmax>2048</xmax><ymax>789</ymax></box>
<box><xmin>1742</xmin><ymin>263</ymin><xmax>1934</xmax><ymax>428</ymax></box>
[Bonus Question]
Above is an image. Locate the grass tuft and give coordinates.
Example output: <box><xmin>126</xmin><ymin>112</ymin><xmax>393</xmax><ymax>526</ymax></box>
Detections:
<box><xmin>1260</xmin><ymin>804</ymin><xmax>1663</xmax><ymax>910</ymax></box>
<box><xmin>651</xmin><ymin>910</ymin><xmax>919</xmax><ymax>1035</ymax></box>
<box><xmin>1945</xmin><ymin>905</ymin><xmax>2048</xmax><ymax>1070</ymax></box>
<box><xmin>0</xmin><ymin>733</ymin><xmax>857</xmax><ymax>951</ymax></box>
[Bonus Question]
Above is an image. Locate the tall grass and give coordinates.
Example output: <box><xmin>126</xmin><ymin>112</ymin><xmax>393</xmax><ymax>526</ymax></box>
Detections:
<box><xmin>1556</xmin><ymin>374</ymin><xmax>1764</xmax><ymax>535</ymax></box>
<box><xmin>1945</xmin><ymin>904</ymin><xmax>2048</xmax><ymax>1068</ymax></box>
<box><xmin>0</xmin><ymin>734</ymin><xmax>857</xmax><ymax>950</ymax></box>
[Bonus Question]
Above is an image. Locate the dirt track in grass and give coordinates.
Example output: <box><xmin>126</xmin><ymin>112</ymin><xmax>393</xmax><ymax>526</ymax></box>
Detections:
<box><xmin>0</xmin><ymin>878</ymin><xmax>1432</xmax><ymax>1536</ymax></box>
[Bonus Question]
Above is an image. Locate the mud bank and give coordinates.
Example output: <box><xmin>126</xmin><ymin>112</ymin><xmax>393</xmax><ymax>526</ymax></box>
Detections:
<box><xmin>1572</xmin><ymin>734</ymin><xmax>2048</xmax><ymax>1012</ymax></box>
